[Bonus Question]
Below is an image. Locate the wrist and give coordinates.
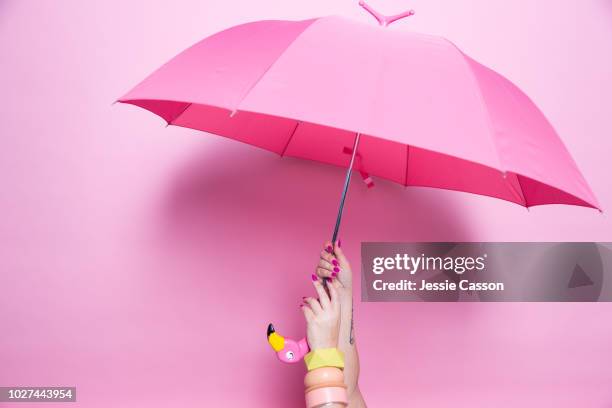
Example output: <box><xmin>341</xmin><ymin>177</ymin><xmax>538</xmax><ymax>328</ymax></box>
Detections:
<box><xmin>310</xmin><ymin>339</ymin><xmax>338</xmax><ymax>350</ymax></box>
<box><xmin>340</xmin><ymin>294</ymin><xmax>352</xmax><ymax>306</ymax></box>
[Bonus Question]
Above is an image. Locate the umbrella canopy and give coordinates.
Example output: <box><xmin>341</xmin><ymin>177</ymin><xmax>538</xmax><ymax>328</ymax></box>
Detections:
<box><xmin>118</xmin><ymin>4</ymin><xmax>599</xmax><ymax>212</ymax></box>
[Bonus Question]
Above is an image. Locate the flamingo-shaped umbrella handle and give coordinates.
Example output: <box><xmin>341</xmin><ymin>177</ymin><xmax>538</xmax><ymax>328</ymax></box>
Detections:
<box><xmin>359</xmin><ymin>0</ymin><xmax>415</xmax><ymax>27</ymax></box>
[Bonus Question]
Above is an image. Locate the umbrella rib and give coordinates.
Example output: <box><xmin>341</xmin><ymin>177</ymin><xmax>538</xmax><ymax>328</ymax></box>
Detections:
<box><xmin>445</xmin><ymin>40</ymin><xmax>505</xmax><ymax>172</ymax></box>
<box><xmin>404</xmin><ymin>144</ymin><xmax>410</xmax><ymax>186</ymax></box>
<box><xmin>505</xmin><ymin>172</ymin><xmax>528</xmax><ymax>207</ymax></box>
<box><xmin>232</xmin><ymin>20</ymin><xmax>318</xmax><ymax>112</ymax></box>
<box><xmin>168</xmin><ymin>102</ymin><xmax>193</xmax><ymax>126</ymax></box>
<box><xmin>514</xmin><ymin>174</ymin><xmax>529</xmax><ymax>208</ymax></box>
<box><xmin>280</xmin><ymin>121</ymin><xmax>301</xmax><ymax>157</ymax></box>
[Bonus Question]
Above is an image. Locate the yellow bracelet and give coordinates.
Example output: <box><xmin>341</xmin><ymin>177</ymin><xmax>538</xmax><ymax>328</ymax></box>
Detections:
<box><xmin>304</xmin><ymin>348</ymin><xmax>345</xmax><ymax>371</ymax></box>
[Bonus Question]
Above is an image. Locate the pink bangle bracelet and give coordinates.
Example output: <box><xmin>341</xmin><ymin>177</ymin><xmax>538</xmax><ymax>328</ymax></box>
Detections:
<box><xmin>305</xmin><ymin>386</ymin><xmax>348</xmax><ymax>408</ymax></box>
<box><xmin>305</xmin><ymin>381</ymin><xmax>347</xmax><ymax>393</ymax></box>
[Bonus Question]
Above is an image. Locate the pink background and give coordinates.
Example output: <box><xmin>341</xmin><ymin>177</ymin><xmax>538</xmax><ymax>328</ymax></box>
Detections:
<box><xmin>1</xmin><ymin>0</ymin><xmax>612</xmax><ymax>406</ymax></box>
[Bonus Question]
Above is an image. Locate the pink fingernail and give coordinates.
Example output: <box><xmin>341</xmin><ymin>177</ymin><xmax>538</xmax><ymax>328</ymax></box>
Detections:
<box><xmin>326</xmin><ymin>245</ymin><xmax>333</xmax><ymax>253</ymax></box>
<box><xmin>311</xmin><ymin>274</ymin><xmax>318</xmax><ymax>282</ymax></box>
<box><xmin>333</xmin><ymin>266</ymin><xmax>340</xmax><ymax>273</ymax></box>
<box><xmin>332</xmin><ymin>272</ymin><xmax>337</xmax><ymax>277</ymax></box>
<box><xmin>332</xmin><ymin>259</ymin><xmax>338</xmax><ymax>266</ymax></box>
<box><xmin>338</xmin><ymin>239</ymin><xmax>342</xmax><ymax>248</ymax></box>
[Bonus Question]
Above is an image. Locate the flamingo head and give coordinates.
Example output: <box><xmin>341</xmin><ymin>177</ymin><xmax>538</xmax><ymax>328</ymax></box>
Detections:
<box><xmin>267</xmin><ymin>323</ymin><xmax>309</xmax><ymax>363</ymax></box>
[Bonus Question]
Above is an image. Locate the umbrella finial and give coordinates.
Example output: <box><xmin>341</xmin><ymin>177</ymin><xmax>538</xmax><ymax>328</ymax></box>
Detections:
<box><xmin>359</xmin><ymin>0</ymin><xmax>415</xmax><ymax>27</ymax></box>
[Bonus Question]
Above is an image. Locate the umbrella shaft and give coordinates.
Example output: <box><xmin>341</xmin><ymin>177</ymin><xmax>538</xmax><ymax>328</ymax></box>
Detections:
<box><xmin>332</xmin><ymin>133</ymin><xmax>361</xmax><ymax>244</ymax></box>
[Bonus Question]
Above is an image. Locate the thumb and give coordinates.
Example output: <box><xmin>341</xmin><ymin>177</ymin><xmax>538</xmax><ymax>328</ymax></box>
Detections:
<box><xmin>333</xmin><ymin>239</ymin><xmax>349</xmax><ymax>267</ymax></box>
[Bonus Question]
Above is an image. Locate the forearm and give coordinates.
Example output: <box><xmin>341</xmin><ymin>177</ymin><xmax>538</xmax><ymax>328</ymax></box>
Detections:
<box><xmin>337</xmin><ymin>295</ymin><xmax>360</xmax><ymax>398</ymax></box>
<box><xmin>348</xmin><ymin>391</ymin><xmax>367</xmax><ymax>408</ymax></box>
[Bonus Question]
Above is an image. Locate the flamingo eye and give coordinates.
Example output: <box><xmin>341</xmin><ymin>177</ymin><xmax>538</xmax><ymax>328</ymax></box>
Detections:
<box><xmin>285</xmin><ymin>351</ymin><xmax>295</xmax><ymax>360</ymax></box>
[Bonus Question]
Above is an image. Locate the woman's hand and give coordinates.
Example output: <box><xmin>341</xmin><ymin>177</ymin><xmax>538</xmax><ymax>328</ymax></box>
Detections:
<box><xmin>316</xmin><ymin>241</ymin><xmax>353</xmax><ymax>304</ymax></box>
<box><xmin>301</xmin><ymin>278</ymin><xmax>341</xmax><ymax>350</ymax></box>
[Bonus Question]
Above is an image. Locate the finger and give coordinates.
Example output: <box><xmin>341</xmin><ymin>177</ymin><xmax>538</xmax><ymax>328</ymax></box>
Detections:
<box><xmin>313</xmin><ymin>280</ymin><xmax>331</xmax><ymax>309</ymax></box>
<box><xmin>303</xmin><ymin>296</ymin><xmax>322</xmax><ymax>315</ymax></box>
<box><xmin>319</xmin><ymin>255</ymin><xmax>341</xmax><ymax>278</ymax></box>
<box><xmin>327</xmin><ymin>280</ymin><xmax>339</xmax><ymax>307</ymax></box>
<box><xmin>302</xmin><ymin>304</ymin><xmax>315</xmax><ymax>322</ymax></box>
<box><xmin>318</xmin><ymin>258</ymin><xmax>334</xmax><ymax>272</ymax></box>
<box><xmin>330</xmin><ymin>276</ymin><xmax>344</xmax><ymax>289</ymax></box>
<box><xmin>320</xmin><ymin>248</ymin><xmax>341</xmax><ymax>273</ymax></box>
<box><xmin>333</xmin><ymin>240</ymin><xmax>349</xmax><ymax>266</ymax></box>
<box><xmin>316</xmin><ymin>267</ymin><xmax>333</xmax><ymax>280</ymax></box>
<box><xmin>313</xmin><ymin>273</ymin><xmax>331</xmax><ymax>296</ymax></box>
<box><xmin>320</xmin><ymin>249</ymin><xmax>338</xmax><ymax>266</ymax></box>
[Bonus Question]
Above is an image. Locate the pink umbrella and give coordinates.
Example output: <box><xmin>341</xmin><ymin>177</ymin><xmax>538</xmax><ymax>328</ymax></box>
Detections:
<box><xmin>118</xmin><ymin>1</ymin><xmax>600</xmax><ymax>241</ymax></box>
